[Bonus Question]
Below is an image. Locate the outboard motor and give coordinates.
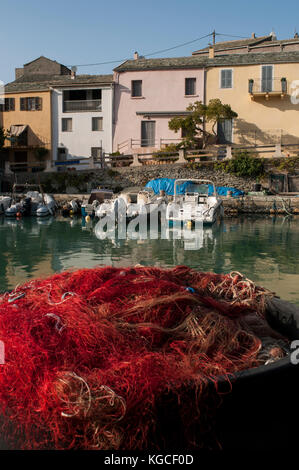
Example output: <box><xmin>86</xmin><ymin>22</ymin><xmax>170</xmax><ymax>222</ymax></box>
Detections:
<box><xmin>23</xmin><ymin>197</ymin><xmax>32</xmax><ymax>216</ymax></box>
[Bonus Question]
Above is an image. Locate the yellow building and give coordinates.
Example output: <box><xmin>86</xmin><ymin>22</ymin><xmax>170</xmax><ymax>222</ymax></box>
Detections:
<box><xmin>1</xmin><ymin>56</ymin><xmax>71</xmax><ymax>173</ymax></box>
<box><xmin>204</xmin><ymin>49</ymin><xmax>299</xmax><ymax>151</ymax></box>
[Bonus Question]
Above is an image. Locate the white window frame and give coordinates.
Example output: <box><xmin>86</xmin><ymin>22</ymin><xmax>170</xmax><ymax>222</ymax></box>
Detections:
<box><xmin>260</xmin><ymin>64</ymin><xmax>274</xmax><ymax>93</ymax></box>
<box><xmin>219</xmin><ymin>68</ymin><xmax>233</xmax><ymax>89</ymax></box>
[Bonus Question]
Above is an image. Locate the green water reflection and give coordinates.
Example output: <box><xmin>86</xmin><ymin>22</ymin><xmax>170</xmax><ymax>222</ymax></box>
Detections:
<box><xmin>0</xmin><ymin>215</ymin><xmax>298</xmax><ymax>305</ymax></box>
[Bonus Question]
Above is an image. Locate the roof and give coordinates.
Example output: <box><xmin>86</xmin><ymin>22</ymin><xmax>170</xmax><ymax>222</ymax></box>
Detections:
<box><xmin>114</xmin><ymin>51</ymin><xmax>299</xmax><ymax>72</ymax></box>
<box><xmin>4</xmin><ymin>74</ymin><xmax>114</xmax><ymax>93</ymax></box>
<box><xmin>192</xmin><ymin>35</ymin><xmax>272</xmax><ymax>55</ymax></box>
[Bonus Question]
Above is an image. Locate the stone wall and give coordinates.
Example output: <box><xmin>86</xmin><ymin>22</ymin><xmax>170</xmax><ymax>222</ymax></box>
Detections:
<box><xmin>4</xmin><ymin>163</ymin><xmax>258</xmax><ymax>194</ymax></box>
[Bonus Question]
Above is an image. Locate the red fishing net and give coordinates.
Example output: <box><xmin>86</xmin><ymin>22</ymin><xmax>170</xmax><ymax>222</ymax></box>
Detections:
<box><xmin>0</xmin><ymin>266</ymin><xmax>283</xmax><ymax>450</ymax></box>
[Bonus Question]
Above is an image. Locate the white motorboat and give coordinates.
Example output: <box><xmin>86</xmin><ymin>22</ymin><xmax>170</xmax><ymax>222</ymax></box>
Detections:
<box><xmin>0</xmin><ymin>196</ymin><xmax>12</xmax><ymax>215</ymax></box>
<box><xmin>96</xmin><ymin>187</ymin><xmax>168</xmax><ymax>220</ymax></box>
<box><xmin>5</xmin><ymin>184</ymin><xmax>57</xmax><ymax>217</ymax></box>
<box><xmin>126</xmin><ymin>188</ymin><xmax>168</xmax><ymax>218</ymax></box>
<box><xmin>165</xmin><ymin>179</ymin><xmax>223</xmax><ymax>225</ymax></box>
<box><xmin>95</xmin><ymin>188</ymin><xmax>139</xmax><ymax>219</ymax></box>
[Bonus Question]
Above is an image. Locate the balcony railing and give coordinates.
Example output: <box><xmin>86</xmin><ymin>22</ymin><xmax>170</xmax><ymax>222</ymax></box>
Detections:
<box><xmin>63</xmin><ymin>99</ymin><xmax>102</xmax><ymax>112</ymax></box>
<box><xmin>248</xmin><ymin>78</ymin><xmax>287</xmax><ymax>99</ymax></box>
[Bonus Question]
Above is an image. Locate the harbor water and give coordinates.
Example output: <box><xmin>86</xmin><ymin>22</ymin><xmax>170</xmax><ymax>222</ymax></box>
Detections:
<box><xmin>0</xmin><ymin>214</ymin><xmax>299</xmax><ymax>305</ymax></box>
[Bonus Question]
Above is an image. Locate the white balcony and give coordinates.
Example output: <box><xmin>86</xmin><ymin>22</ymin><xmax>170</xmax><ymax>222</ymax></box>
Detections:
<box><xmin>63</xmin><ymin>99</ymin><xmax>102</xmax><ymax>112</ymax></box>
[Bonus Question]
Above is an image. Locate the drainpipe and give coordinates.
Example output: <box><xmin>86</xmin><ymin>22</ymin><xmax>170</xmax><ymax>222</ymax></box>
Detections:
<box><xmin>203</xmin><ymin>67</ymin><xmax>207</xmax><ymax>145</ymax></box>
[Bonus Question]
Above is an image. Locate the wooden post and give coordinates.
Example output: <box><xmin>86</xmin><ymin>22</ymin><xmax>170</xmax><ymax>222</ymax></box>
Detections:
<box><xmin>89</xmin><ymin>155</ymin><xmax>95</xmax><ymax>169</ymax></box>
<box><xmin>226</xmin><ymin>146</ymin><xmax>232</xmax><ymax>160</ymax></box>
<box><xmin>44</xmin><ymin>159</ymin><xmax>53</xmax><ymax>172</ymax></box>
<box><xmin>132</xmin><ymin>153</ymin><xmax>142</xmax><ymax>167</ymax></box>
<box><xmin>4</xmin><ymin>161</ymin><xmax>12</xmax><ymax>175</ymax></box>
<box><xmin>177</xmin><ymin>149</ymin><xmax>185</xmax><ymax>163</ymax></box>
<box><xmin>274</xmin><ymin>143</ymin><xmax>282</xmax><ymax>158</ymax></box>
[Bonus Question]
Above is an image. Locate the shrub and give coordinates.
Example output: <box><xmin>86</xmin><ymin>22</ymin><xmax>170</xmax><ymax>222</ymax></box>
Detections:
<box><xmin>215</xmin><ymin>151</ymin><xmax>265</xmax><ymax>178</ymax></box>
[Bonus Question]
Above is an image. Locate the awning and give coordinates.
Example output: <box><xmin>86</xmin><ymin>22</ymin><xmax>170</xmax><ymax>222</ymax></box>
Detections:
<box><xmin>9</xmin><ymin>125</ymin><xmax>28</xmax><ymax>137</ymax></box>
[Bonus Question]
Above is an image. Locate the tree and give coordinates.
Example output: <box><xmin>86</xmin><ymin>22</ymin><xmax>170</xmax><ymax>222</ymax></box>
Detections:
<box><xmin>0</xmin><ymin>127</ymin><xmax>6</xmax><ymax>151</ymax></box>
<box><xmin>168</xmin><ymin>99</ymin><xmax>238</xmax><ymax>149</ymax></box>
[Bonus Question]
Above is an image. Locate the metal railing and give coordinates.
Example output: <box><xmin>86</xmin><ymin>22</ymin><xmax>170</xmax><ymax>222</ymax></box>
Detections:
<box><xmin>249</xmin><ymin>78</ymin><xmax>287</xmax><ymax>94</ymax></box>
<box><xmin>63</xmin><ymin>99</ymin><xmax>102</xmax><ymax>112</ymax></box>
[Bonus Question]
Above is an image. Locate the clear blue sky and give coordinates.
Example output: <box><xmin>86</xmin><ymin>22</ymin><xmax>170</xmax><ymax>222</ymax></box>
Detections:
<box><xmin>1</xmin><ymin>0</ymin><xmax>298</xmax><ymax>84</ymax></box>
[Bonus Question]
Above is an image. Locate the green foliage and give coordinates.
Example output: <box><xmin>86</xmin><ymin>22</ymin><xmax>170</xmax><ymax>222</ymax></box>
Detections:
<box><xmin>271</xmin><ymin>156</ymin><xmax>299</xmax><ymax>174</ymax></box>
<box><xmin>153</xmin><ymin>143</ymin><xmax>180</xmax><ymax>158</ymax></box>
<box><xmin>35</xmin><ymin>147</ymin><xmax>49</xmax><ymax>162</ymax></box>
<box><xmin>0</xmin><ymin>127</ymin><xmax>6</xmax><ymax>150</ymax></box>
<box><xmin>168</xmin><ymin>99</ymin><xmax>238</xmax><ymax>149</ymax></box>
<box><xmin>215</xmin><ymin>151</ymin><xmax>265</xmax><ymax>178</ymax></box>
<box><xmin>110</xmin><ymin>151</ymin><xmax>122</xmax><ymax>156</ymax></box>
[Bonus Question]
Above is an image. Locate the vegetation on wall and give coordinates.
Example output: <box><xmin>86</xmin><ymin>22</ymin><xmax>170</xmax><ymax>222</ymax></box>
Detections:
<box><xmin>168</xmin><ymin>99</ymin><xmax>238</xmax><ymax>149</ymax></box>
<box><xmin>0</xmin><ymin>127</ymin><xmax>6</xmax><ymax>150</ymax></box>
<box><xmin>271</xmin><ymin>156</ymin><xmax>299</xmax><ymax>174</ymax></box>
<box><xmin>215</xmin><ymin>151</ymin><xmax>265</xmax><ymax>178</ymax></box>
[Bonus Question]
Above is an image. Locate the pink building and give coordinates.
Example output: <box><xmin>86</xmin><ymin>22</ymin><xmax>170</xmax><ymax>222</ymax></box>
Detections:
<box><xmin>113</xmin><ymin>54</ymin><xmax>205</xmax><ymax>154</ymax></box>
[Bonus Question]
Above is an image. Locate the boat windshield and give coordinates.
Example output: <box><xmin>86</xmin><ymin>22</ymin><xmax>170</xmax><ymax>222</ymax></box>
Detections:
<box><xmin>184</xmin><ymin>182</ymin><xmax>210</xmax><ymax>195</ymax></box>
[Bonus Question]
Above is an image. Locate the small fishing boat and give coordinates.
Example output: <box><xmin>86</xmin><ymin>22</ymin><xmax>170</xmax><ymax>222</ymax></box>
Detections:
<box><xmin>81</xmin><ymin>189</ymin><xmax>114</xmax><ymax>217</ymax></box>
<box><xmin>5</xmin><ymin>184</ymin><xmax>56</xmax><ymax>217</ymax></box>
<box><xmin>166</xmin><ymin>179</ymin><xmax>223</xmax><ymax>225</ymax></box>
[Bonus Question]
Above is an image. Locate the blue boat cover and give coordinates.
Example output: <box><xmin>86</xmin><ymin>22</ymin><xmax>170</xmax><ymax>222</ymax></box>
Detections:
<box><xmin>145</xmin><ymin>178</ymin><xmax>244</xmax><ymax>197</ymax></box>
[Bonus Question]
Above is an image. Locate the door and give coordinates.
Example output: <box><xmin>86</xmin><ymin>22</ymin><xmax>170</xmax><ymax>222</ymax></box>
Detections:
<box><xmin>217</xmin><ymin>119</ymin><xmax>232</xmax><ymax>144</ymax></box>
<box><xmin>261</xmin><ymin>65</ymin><xmax>273</xmax><ymax>92</ymax></box>
<box><xmin>141</xmin><ymin>121</ymin><xmax>155</xmax><ymax>147</ymax></box>
<box><xmin>13</xmin><ymin>151</ymin><xmax>28</xmax><ymax>172</ymax></box>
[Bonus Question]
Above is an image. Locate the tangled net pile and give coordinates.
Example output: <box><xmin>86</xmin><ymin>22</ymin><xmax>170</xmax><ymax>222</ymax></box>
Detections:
<box><xmin>0</xmin><ymin>266</ymin><xmax>287</xmax><ymax>450</ymax></box>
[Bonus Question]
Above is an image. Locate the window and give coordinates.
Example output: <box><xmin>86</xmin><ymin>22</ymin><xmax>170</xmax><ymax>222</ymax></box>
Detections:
<box><xmin>131</xmin><ymin>80</ymin><xmax>142</xmax><ymax>97</ymax></box>
<box><xmin>20</xmin><ymin>97</ymin><xmax>42</xmax><ymax>111</ymax></box>
<box><xmin>220</xmin><ymin>69</ymin><xmax>233</xmax><ymax>89</ymax></box>
<box><xmin>185</xmin><ymin>78</ymin><xmax>196</xmax><ymax>96</ymax></box>
<box><xmin>91</xmin><ymin>147</ymin><xmax>102</xmax><ymax>159</ymax></box>
<box><xmin>261</xmin><ymin>65</ymin><xmax>273</xmax><ymax>92</ymax></box>
<box><xmin>0</xmin><ymin>97</ymin><xmax>15</xmax><ymax>111</ymax></box>
<box><xmin>141</xmin><ymin>121</ymin><xmax>155</xmax><ymax>147</ymax></box>
<box><xmin>92</xmin><ymin>117</ymin><xmax>103</xmax><ymax>131</ymax></box>
<box><xmin>62</xmin><ymin>118</ymin><xmax>72</xmax><ymax>132</ymax></box>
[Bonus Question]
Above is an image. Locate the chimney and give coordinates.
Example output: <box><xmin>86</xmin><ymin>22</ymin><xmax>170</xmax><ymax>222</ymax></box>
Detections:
<box><xmin>71</xmin><ymin>66</ymin><xmax>77</xmax><ymax>79</ymax></box>
<box><xmin>134</xmin><ymin>51</ymin><xmax>139</xmax><ymax>60</ymax></box>
<box><xmin>208</xmin><ymin>45</ymin><xmax>215</xmax><ymax>59</ymax></box>
<box><xmin>251</xmin><ymin>32</ymin><xmax>256</xmax><ymax>39</ymax></box>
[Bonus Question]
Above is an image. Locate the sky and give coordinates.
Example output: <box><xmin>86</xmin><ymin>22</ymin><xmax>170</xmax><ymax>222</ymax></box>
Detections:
<box><xmin>0</xmin><ymin>0</ymin><xmax>298</xmax><ymax>84</ymax></box>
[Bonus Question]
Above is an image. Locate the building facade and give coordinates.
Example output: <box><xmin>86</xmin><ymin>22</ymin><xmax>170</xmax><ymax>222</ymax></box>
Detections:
<box><xmin>204</xmin><ymin>51</ymin><xmax>299</xmax><ymax>147</ymax></box>
<box><xmin>51</xmin><ymin>75</ymin><xmax>113</xmax><ymax>168</ymax></box>
<box><xmin>113</xmin><ymin>55</ymin><xmax>205</xmax><ymax>154</ymax></box>
<box><xmin>2</xmin><ymin>56</ymin><xmax>113</xmax><ymax>173</ymax></box>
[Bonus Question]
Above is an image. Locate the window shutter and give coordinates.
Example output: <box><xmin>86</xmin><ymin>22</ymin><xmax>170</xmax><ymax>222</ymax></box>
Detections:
<box><xmin>20</xmin><ymin>98</ymin><xmax>25</xmax><ymax>110</ymax></box>
<box><xmin>221</xmin><ymin>70</ymin><xmax>232</xmax><ymax>88</ymax></box>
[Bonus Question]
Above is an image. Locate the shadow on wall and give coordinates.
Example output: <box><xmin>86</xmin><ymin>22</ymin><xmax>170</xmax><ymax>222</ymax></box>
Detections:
<box><xmin>234</xmin><ymin>119</ymin><xmax>299</xmax><ymax>146</ymax></box>
<box><xmin>112</xmin><ymin>84</ymin><xmax>131</xmax><ymax>145</ymax></box>
<box><xmin>28</xmin><ymin>128</ymin><xmax>49</xmax><ymax>148</ymax></box>
<box><xmin>251</xmin><ymin>94</ymin><xmax>299</xmax><ymax>112</ymax></box>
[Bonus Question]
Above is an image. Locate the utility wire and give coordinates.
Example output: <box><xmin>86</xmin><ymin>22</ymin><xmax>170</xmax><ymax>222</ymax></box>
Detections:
<box><xmin>67</xmin><ymin>32</ymin><xmax>213</xmax><ymax>68</ymax></box>
<box><xmin>67</xmin><ymin>31</ymin><xmax>253</xmax><ymax>68</ymax></box>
